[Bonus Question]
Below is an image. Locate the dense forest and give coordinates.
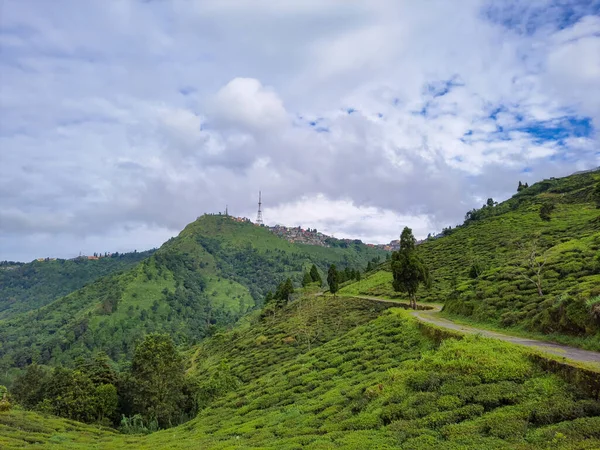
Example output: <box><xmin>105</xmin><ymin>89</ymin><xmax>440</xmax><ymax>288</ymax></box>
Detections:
<box><xmin>0</xmin><ymin>250</ymin><xmax>155</xmax><ymax>320</ymax></box>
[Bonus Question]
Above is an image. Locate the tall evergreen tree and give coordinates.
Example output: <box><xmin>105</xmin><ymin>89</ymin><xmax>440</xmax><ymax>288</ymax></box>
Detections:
<box><xmin>263</xmin><ymin>291</ymin><xmax>274</xmax><ymax>306</ymax></box>
<box><xmin>274</xmin><ymin>278</ymin><xmax>294</xmax><ymax>307</ymax></box>
<box><xmin>391</xmin><ymin>227</ymin><xmax>430</xmax><ymax>309</ymax></box>
<box><xmin>309</xmin><ymin>264</ymin><xmax>322</xmax><ymax>285</ymax></box>
<box><xmin>302</xmin><ymin>271</ymin><xmax>313</xmax><ymax>287</ymax></box>
<box><xmin>327</xmin><ymin>264</ymin><xmax>339</xmax><ymax>296</ymax></box>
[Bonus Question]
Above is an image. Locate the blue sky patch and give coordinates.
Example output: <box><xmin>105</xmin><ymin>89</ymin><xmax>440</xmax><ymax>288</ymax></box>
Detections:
<box><xmin>518</xmin><ymin>116</ymin><xmax>592</xmax><ymax>143</ymax></box>
<box><xmin>425</xmin><ymin>77</ymin><xmax>463</xmax><ymax>98</ymax></box>
<box><xmin>483</xmin><ymin>1</ymin><xmax>600</xmax><ymax>35</ymax></box>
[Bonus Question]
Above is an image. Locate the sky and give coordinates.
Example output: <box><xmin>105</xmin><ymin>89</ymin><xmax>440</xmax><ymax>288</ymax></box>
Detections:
<box><xmin>1</xmin><ymin>0</ymin><xmax>599</xmax><ymax>261</ymax></box>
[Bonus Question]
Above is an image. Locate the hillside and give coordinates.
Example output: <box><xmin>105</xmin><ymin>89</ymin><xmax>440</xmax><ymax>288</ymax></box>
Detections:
<box><xmin>0</xmin><ymin>250</ymin><xmax>155</xmax><ymax>320</ymax></box>
<box><xmin>339</xmin><ymin>169</ymin><xmax>600</xmax><ymax>349</ymax></box>
<box><xmin>2</xmin><ymin>295</ymin><xmax>600</xmax><ymax>449</ymax></box>
<box><xmin>0</xmin><ymin>215</ymin><xmax>387</xmax><ymax>380</ymax></box>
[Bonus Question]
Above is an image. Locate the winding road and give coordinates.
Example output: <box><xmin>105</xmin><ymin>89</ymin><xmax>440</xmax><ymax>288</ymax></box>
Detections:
<box><xmin>351</xmin><ymin>295</ymin><xmax>600</xmax><ymax>367</ymax></box>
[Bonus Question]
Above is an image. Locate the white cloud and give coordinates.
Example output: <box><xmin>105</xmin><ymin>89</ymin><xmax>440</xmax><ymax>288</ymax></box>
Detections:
<box><xmin>0</xmin><ymin>0</ymin><xmax>599</xmax><ymax>260</ymax></box>
<box><xmin>210</xmin><ymin>78</ymin><xmax>288</xmax><ymax>132</ymax></box>
<box><xmin>265</xmin><ymin>194</ymin><xmax>432</xmax><ymax>244</ymax></box>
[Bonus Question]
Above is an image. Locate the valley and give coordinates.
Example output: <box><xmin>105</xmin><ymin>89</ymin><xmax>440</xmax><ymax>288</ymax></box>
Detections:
<box><xmin>1</xmin><ymin>170</ymin><xmax>599</xmax><ymax>450</ymax></box>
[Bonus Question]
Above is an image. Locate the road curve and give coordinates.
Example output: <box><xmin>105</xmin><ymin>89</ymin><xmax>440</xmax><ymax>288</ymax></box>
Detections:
<box><xmin>350</xmin><ymin>295</ymin><xmax>600</xmax><ymax>366</ymax></box>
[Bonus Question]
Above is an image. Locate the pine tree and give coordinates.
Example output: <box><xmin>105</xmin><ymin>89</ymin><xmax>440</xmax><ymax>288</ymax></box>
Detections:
<box><xmin>302</xmin><ymin>271</ymin><xmax>313</xmax><ymax>287</ymax></box>
<box><xmin>263</xmin><ymin>291</ymin><xmax>274</xmax><ymax>306</ymax></box>
<box><xmin>391</xmin><ymin>227</ymin><xmax>430</xmax><ymax>309</ymax></box>
<box><xmin>274</xmin><ymin>278</ymin><xmax>294</xmax><ymax>307</ymax></box>
<box><xmin>309</xmin><ymin>264</ymin><xmax>322</xmax><ymax>285</ymax></box>
<box><xmin>327</xmin><ymin>264</ymin><xmax>339</xmax><ymax>296</ymax></box>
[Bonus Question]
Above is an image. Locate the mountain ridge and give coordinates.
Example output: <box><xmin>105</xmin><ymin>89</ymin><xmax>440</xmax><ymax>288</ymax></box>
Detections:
<box><xmin>0</xmin><ymin>214</ymin><xmax>387</xmax><ymax>382</ymax></box>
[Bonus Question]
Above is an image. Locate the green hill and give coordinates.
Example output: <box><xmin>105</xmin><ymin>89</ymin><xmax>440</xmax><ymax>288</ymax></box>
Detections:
<box><xmin>0</xmin><ymin>250</ymin><xmax>155</xmax><ymax>320</ymax></box>
<box><xmin>2</xmin><ymin>295</ymin><xmax>600</xmax><ymax>449</ymax></box>
<box><xmin>339</xmin><ymin>169</ymin><xmax>600</xmax><ymax>349</ymax></box>
<box><xmin>0</xmin><ymin>215</ymin><xmax>387</xmax><ymax>379</ymax></box>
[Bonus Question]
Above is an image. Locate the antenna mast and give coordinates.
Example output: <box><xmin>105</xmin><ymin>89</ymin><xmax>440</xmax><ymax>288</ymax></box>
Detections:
<box><xmin>256</xmin><ymin>191</ymin><xmax>264</xmax><ymax>225</ymax></box>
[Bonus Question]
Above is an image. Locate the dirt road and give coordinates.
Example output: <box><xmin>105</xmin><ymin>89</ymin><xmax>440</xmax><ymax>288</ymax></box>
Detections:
<box><xmin>351</xmin><ymin>295</ymin><xmax>600</xmax><ymax>366</ymax></box>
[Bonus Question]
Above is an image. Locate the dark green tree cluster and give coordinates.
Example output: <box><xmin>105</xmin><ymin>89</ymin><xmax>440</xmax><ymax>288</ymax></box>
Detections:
<box><xmin>11</xmin><ymin>353</ymin><xmax>119</xmax><ymax>425</ymax></box>
<box><xmin>327</xmin><ymin>264</ymin><xmax>339</xmax><ymax>296</ymax></box>
<box><xmin>309</xmin><ymin>264</ymin><xmax>322</xmax><ymax>285</ymax></box>
<box><xmin>595</xmin><ymin>181</ymin><xmax>600</xmax><ymax>208</ymax></box>
<box><xmin>391</xmin><ymin>227</ymin><xmax>430</xmax><ymax>309</ymax></box>
<box><xmin>365</xmin><ymin>256</ymin><xmax>382</xmax><ymax>272</ymax></box>
<box><xmin>464</xmin><ymin>198</ymin><xmax>498</xmax><ymax>223</ymax></box>
<box><xmin>302</xmin><ymin>264</ymin><xmax>323</xmax><ymax>287</ymax></box>
<box><xmin>517</xmin><ymin>181</ymin><xmax>529</xmax><ymax>192</ymax></box>
<box><xmin>337</xmin><ymin>266</ymin><xmax>362</xmax><ymax>283</ymax></box>
<box><xmin>11</xmin><ymin>334</ymin><xmax>194</xmax><ymax>430</ymax></box>
<box><xmin>539</xmin><ymin>202</ymin><xmax>555</xmax><ymax>221</ymax></box>
<box><xmin>264</xmin><ymin>278</ymin><xmax>295</xmax><ymax>308</ymax></box>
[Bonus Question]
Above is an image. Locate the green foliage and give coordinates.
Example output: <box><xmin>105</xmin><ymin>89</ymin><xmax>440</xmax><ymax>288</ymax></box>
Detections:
<box><xmin>540</xmin><ymin>201</ymin><xmax>555</xmax><ymax>221</ymax></box>
<box><xmin>391</xmin><ymin>227</ymin><xmax>430</xmax><ymax>308</ymax></box>
<box><xmin>119</xmin><ymin>414</ymin><xmax>158</xmax><ymax>435</ymax></box>
<box><xmin>93</xmin><ymin>384</ymin><xmax>118</xmax><ymax>424</ymax></box>
<box><xmin>309</xmin><ymin>264</ymin><xmax>322</xmax><ymax>285</ymax></box>
<box><xmin>10</xmin><ymin>364</ymin><xmax>48</xmax><ymax>409</ymax></box>
<box><xmin>273</xmin><ymin>278</ymin><xmax>294</xmax><ymax>307</ymax></box>
<box><xmin>327</xmin><ymin>264</ymin><xmax>339</xmax><ymax>295</ymax></box>
<box><xmin>301</xmin><ymin>271</ymin><xmax>312</xmax><ymax>287</ymax></box>
<box><xmin>0</xmin><ymin>215</ymin><xmax>386</xmax><ymax>377</ymax></box>
<box><xmin>1</xmin><ymin>303</ymin><xmax>600</xmax><ymax>449</ymax></box>
<box><xmin>44</xmin><ymin>367</ymin><xmax>97</xmax><ymax>423</ymax></box>
<box><xmin>0</xmin><ymin>250</ymin><xmax>155</xmax><ymax>320</ymax></box>
<box><xmin>130</xmin><ymin>334</ymin><xmax>186</xmax><ymax>428</ymax></box>
<box><xmin>341</xmin><ymin>170</ymin><xmax>600</xmax><ymax>348</ymax></box>
<box><xmin>0</xmin><ymin>384</ymin><xmax>10</xmax><ymax>412</ymax></box>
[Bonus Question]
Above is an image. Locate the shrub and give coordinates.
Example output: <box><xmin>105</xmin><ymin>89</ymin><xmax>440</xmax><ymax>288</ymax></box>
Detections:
<box><xmin>0</xmin><ymin>385</ymin><xmax>11</xmax><ymax>412</ymax></box>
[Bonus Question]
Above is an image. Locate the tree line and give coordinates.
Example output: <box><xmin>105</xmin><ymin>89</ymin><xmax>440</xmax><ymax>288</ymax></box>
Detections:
<box><xmin>7</xmin><ymin>333</ymin><xmax>205</xmax><ymax>432</ymax></box>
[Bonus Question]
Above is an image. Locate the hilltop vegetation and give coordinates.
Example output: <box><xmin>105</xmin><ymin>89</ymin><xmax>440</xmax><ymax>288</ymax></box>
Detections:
<box><xmin>340</xmin><ymin>169</ymin><xmax>600</xmax><ymax>349</ymax></box>
<box><xmin>0</xmin><ymin>215</ymin><xmax>386</xmax><ymax>384</ymax></box>
<box><xmin>0</xmin><ymin>250</ymin><xmax>155</xmax><ymax>320</ymax></box>
<box><xmin>2</xmin><ymin>296</ymin><xmax>600</xmax><ymax>449</ymax></box>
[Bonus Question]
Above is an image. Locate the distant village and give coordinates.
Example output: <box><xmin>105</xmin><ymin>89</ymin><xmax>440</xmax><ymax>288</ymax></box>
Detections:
<box><xmin>220</xmin><ymin>211</ymin><xmax>400</xmax><ymax>251</ymax></box>
<box><xmin>34</xmin><ymin>252</ymin><xmax>113</xmax><ymax>263</ymax></box>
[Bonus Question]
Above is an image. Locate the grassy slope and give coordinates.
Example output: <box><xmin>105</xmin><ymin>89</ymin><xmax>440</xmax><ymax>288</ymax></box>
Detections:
<box><xmin>0</xmin><ymin>216</ymin><xmax>387</xmax><ymax>376</ymax></box>
<box><xmin>0</xmin><ymin>250</ymin><xmax>155</xmax><ymax>320</ymax></box>
<box><xmin>2</xmin><ymin>296</ymin><xmax>600</xmax><ymax>449</ymax></box>
<box><xmin>339</xmin><ymin>170</ymin><xmax>600</xmax><ymax>349</ymax></box>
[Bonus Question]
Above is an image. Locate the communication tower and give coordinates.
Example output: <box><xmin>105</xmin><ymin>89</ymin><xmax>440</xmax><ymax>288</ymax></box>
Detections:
<box><xmin>256</xmin><ymin>191</ymin><xmax>264</xmax><ymax>225</ymax></box>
